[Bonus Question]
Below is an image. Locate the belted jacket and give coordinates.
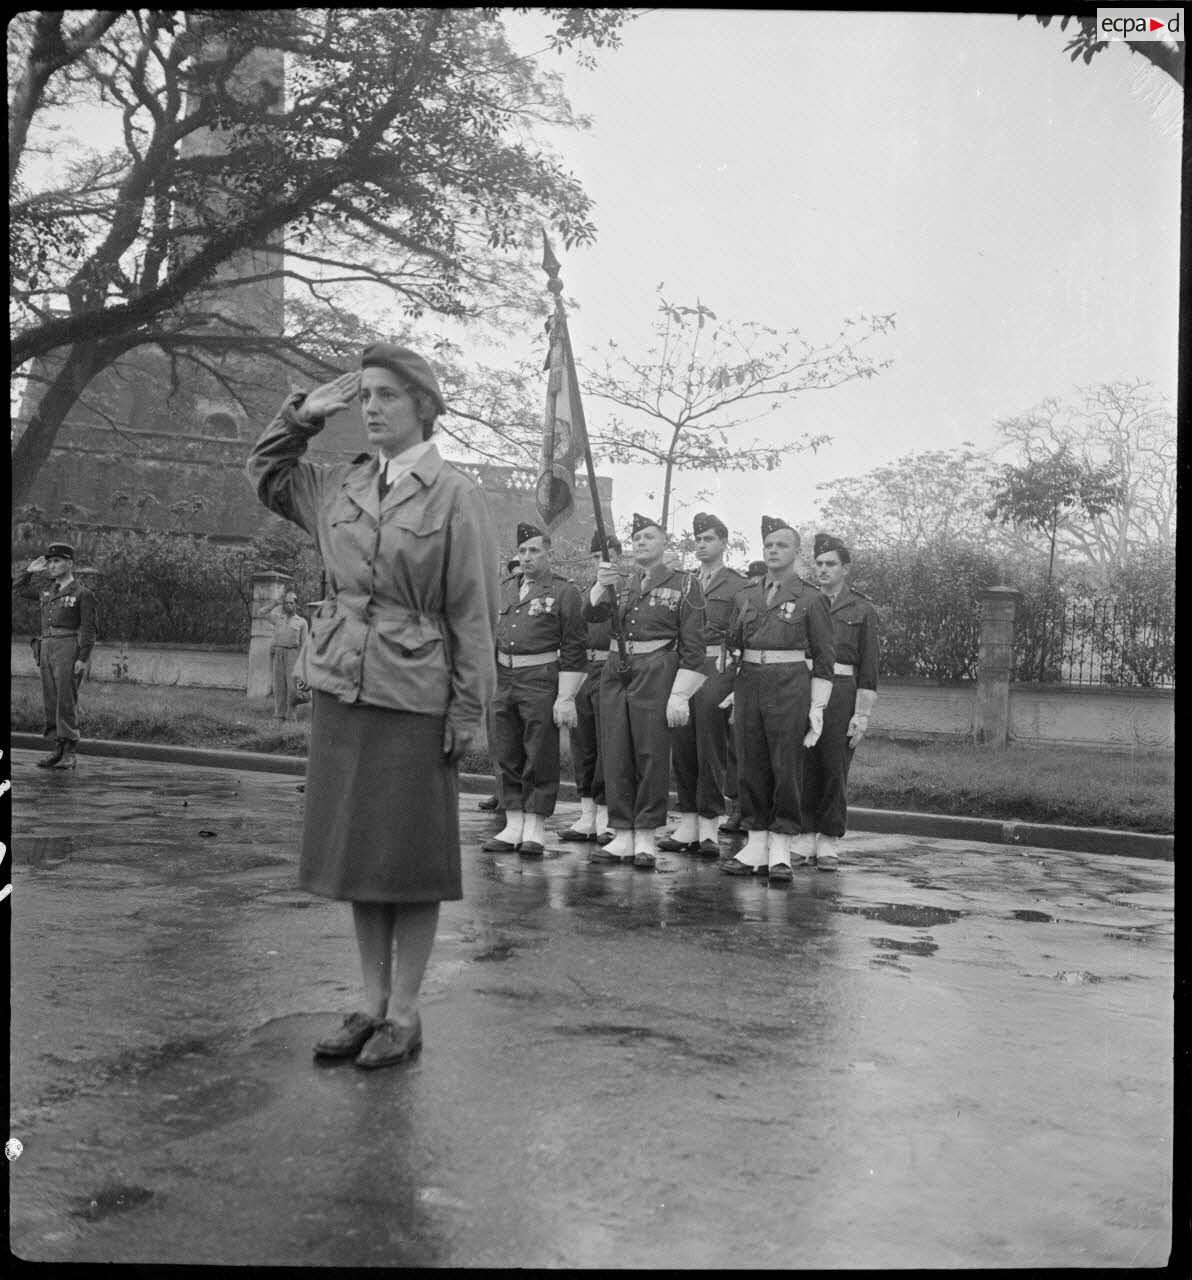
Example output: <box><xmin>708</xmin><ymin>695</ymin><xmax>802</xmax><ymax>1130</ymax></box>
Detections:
<box><xmin>246</xmin><ymin>394</ymin><xmax>499</xmax><ymax>739</ymax></box>
<box><xmin>13</xmin><ymin>572</ymin><xmax>98</xmax><ymax>662</ymax></box>
<box><xmin>693</xmin><ymin>565</ymin><xmax>748</xmax><ymax>666</ymax></box>
<box><xmin>496</xmin><ymin>573</ymin><xmax>586</xmax><ymax>670</ymax></box>
<box><xmin>731</xmin><ymin>576</ymin><xmax>836</xmax><ymax>680</ymax></box>
<box><xmin>582</xmin><ymin>562</ymin><xmax>706</xmax><ymax>671</ymax></box>
<box><xmin>824</xmin><ymin>586</ymin><xmax>880</xmax><ymax>691</ymax></box>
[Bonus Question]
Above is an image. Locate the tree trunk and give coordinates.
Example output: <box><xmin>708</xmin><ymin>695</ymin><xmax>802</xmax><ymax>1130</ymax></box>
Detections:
<box><xmin>11</xmin><ymin>340</ymin><xmax>107</xmax><ymax>506</ymax></box>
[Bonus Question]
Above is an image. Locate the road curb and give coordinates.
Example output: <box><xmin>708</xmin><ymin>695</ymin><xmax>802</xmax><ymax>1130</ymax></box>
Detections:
<box><xmin>9</xmin><ymin>733</ymin><xmax>1172</xmax><ymax>861</ymax></box>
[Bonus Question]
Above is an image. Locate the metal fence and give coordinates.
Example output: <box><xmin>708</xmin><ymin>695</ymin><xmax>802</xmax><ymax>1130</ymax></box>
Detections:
<box><xmin>1015</xmin><ymin>596</ymin><xmax>1175</xmax><ymax>688</ymax></box>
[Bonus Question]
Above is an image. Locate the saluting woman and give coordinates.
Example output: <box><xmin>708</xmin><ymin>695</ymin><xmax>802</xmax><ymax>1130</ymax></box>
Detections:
<box><xmin>247</xmin><ymin>343</ymin><xmax>498</xmax><ymax>1069</ymax></box>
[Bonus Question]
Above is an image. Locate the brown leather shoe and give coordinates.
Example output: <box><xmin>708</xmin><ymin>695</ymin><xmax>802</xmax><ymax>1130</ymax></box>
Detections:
<box><xmin>481</xmin><ymin>837</ymin><xmax>519</xmax><ymax>853</ymax></box>
<box><xmin>657</xmin><ymin>836</ymin><xmax>698</xmax><ymax>853</ymax></box>
<box><xmin>355</xmin><ymin>1016</ymin><xmax>423</xmax><ymax>1069</ymax></box>
<box><xmin>518</xmin><ymin>841</ymin><xmax>544</xmax><ymax>858</ymax></box>
<box><xmin>632</xmin><ymin>851</ymin><xmax>657</xmax><ymax>870</ymax></box>
<box><xmin>720</xmin><ymin>858</ymin><xmax>768</xmax><ymax>876</ymax></box>
<box><xmin>36</xmin><ymin>741</ymin><xmax>65</xmax><ymax>768</ymax></box>
<box><xmin>314</xmin><ymin>1011</ymin><xmax>381</xmax><ymax>1059</ymax></box>
<box><xmin>50</xmin><ymin>743</ymin><xmax>78</xmax><ymax>770</ymax></box>
<box><xmin>477</xmin><ymin>794</ymin><xmax>500</xmax><ymax>811</ymax></box>
<box><xmin>698</xmin><ymin>839</ymin><xmax>721</xmax><ymax>858</ymax></box>
<box><xmin>767</xmin><ymin>862</ymin><xmax>793</xmax><ymax>884</ymax></box>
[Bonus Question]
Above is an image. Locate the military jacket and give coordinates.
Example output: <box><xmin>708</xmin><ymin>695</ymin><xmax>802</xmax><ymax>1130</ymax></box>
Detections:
<box><xmin>270</xmin><ymin>612</ymin><xmax>309</xmax><ymax>650</ymax></box>
<box><xmin>731</xmin><ymin>575</ymin><xmax>835</xmax><ymax>680</ymax></box>
<box><xmin>824</xmin><ymin>586</ymin><xmax>880</xmax><ymax>691</ymax></box>
<box><xmin>496</xmin><ymin>572</ymin><xmax>586</xmax><ymax>671</ymax></box>
<box><xmin>14</xmin><ymin>572</ymin><xmax>98</xmax><ymax>662</ymax></box>
<box><xmin>582</xmin><ymin>562</ymin><xmax>706</xmax><ymax>671</ymax></box>
<box><xmin>692</xmin><ymin>565</ymin><xmax>748</xmax><ymax>650</ymax></box>
<box><xmin>246</xmin><ymin>394</ymin><xmax>499</xmax><ymax>736</ymax></box>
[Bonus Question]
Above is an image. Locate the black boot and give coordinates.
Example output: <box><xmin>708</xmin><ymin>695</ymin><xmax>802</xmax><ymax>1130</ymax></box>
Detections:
<box><xmin>51</xmin><ymin>741</ymin><xmax>78</xmax><ymax>770</ymax></box>
<box><xmin>36</xmin><ymin>740</ymin><xmax>65</xmax><ymax>768</ymax></box>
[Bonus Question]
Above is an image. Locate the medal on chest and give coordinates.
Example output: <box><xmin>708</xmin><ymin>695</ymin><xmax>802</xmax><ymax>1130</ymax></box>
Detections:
<box><xmin>528</xmin><ymin>595</ymin><xmax>555</xmax><ymax>616</ymax></box>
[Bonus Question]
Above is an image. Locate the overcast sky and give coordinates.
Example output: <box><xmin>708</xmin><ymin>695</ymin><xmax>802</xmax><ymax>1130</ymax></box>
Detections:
<box><xmin>499</xmin><ymin>9</ymin><xmax>1182</xmax><ymax>553</ymax></box>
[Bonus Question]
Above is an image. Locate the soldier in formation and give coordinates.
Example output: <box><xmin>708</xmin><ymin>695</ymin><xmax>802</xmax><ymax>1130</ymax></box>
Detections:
<box><xmin>482</xmin><ymin>523</ymin><xmax>586</xmax><ymax>857</ymax></box>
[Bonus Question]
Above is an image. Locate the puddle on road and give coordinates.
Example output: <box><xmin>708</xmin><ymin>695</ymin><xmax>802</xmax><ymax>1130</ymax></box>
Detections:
<box><xmin>1012</xmin><ymin>910</ymin><xmax>1055</xmax><ymax>923</ymax></box>
<box><xmin>834</xmin><ymin>903</ymin><xmax>964</xmax><ymax>928</ymax></box>
<box><xmin>17</xmin><ymin>836</ymin><xmax>74</xmax><ymax>868</ymax></box>
<box><xmin>869</xmin><ymin>935</ymin><xmax>938</xmax><ymax>956</ymax></box>
<box><xmin>73</xmin><ymin>1184</ymin><xmax>154</xmax><ymax>1222</ymax></box>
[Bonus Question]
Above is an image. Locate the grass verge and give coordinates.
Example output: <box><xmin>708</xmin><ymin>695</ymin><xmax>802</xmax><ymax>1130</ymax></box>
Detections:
<box><xmin>11</xmin><ymin>677</ymin><xmax>1173</xmax><ymax>834</ymax></box>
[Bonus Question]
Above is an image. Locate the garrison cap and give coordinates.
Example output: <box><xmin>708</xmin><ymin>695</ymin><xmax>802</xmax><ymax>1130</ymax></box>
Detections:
<box><xmin>360</xmin><ymin>343</ymin><xmax>447</xmax><ymax>414</ymax></box>
<box><xmin>590</xmin><ymin>530</ymin><xmax>623</xmax><ymax>554</ymax></box>
<box><xmin>631</xmin><ymin>512</ymin><xmax>664</xmax><ymax>536</ymax></box>
<box><xmin>760</xmin><ymin>515</ymin><xmax>794</xmax><ymax>539</ymax></box>
<box><xmin>516</xmin><ymin>521</ymin><xmax>545</xmax><ymax>546</ymax></box>
<box><xmin>813</xmin><ymin>532</ymin><xmax>850</xmax><ymax>561</ymax></box>
<box><xmin>46</xmin><ymin>542</ymin><xmax>75</xmax><ymax>560</ymax></box>
<box><xmin>746</xmin><ymin>560</ymin><xmax>767</xmax><ymax>578</ymax></box>
<box><xmin>692</xmin><ymin>511</ymin><xmax>727</xmax><ymax>538</ymax></box>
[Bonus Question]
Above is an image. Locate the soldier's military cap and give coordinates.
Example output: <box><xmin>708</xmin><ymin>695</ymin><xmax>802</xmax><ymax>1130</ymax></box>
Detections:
<box><xmin>589</xmin><ymin>530</ymin><xmax>622</xmax><ymax>554</ymax></box>
<box><xmin>516</xmin><ymin>521</ymin><xmax>545</xmax><ymax>546</ymax></box>
<box><xmin>360</xmin><ymin>343</ymin><xmax>447</xmax><ymax>414</ymax></box>
<box><xmin>692</xmin><ymin>511</ymin><xmax>727</xmax><ymax>538</ymax></box>
<box><xmin>746</xmin><ymin>561</ymin><xmax>767</xmax><ymax>579</ymax></box>
<box><xmin>46</xmin><ymin>542</ymin><xmax>75</xmax><ymax>560</ymax></box>
<box><xmin>760</xmin><ymin>515</ymin><xmax>793</xmax><ymax>539</ymax></box>
<box><xmin>814</xmin><ymin>532</ymin><xmax>850</xmax><ymax>561</ymax></box>
<box><xmin>632</xmin><ymin>512</ymin><xmax>664</xmax><ymax>535</ymax></box>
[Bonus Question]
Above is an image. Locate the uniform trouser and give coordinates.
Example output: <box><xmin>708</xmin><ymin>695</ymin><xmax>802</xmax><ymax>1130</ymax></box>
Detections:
<box><xmin>802</xmin><ymin>676</ymin><xmax>857</xmax><ymax>838</ymax></box>
<box><xmin>571</xmin><ymin>661</ymin><xmax>607</xmax><ymax>802</ymax></box>
<box><xmin>490</xmin><ymin>662</ymin><xmax>561</xmax><ymax>816</ymax></box>
<box><xmin>733</xmin><ymin>662</ymin><xmax>811</xmax><ymax>835</ymax></box>
<box><xmin>270</xmin><ymin>645</ymin><xmax>300</xmax><ymax>719</ymax></box>
<box><xmin>723</xmin><ymin>716</ymin><xmax>740</xmax><ymax>802</ymax></box>
<box><xmin>671</xmin><ymin>658</ymin><xmax>735</xmax><ymax>817</ymax></box>
<box><xmin>40</xmin><ymin>635</ymin><xmax>84</xmax><ymax>742</ymax></box>
<box><xmin>600</xmin><ymin>649</ymin><xmax>679</xmax><ymax>830</ymax></box>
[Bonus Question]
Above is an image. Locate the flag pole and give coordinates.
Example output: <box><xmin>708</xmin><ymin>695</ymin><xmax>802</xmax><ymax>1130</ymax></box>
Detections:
<box><xmin>541</xmin><ymin>233</ymin><xmax>629</xmax><ymax>676</ymax></box>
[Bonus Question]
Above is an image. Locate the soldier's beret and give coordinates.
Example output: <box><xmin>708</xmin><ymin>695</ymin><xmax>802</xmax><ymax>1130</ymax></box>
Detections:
<box><xmin>505</xmin><ymin>559</ymin><xmax>521</xmax><ymax>575</ymax></box>
<box><xmin>632</xmin><ymin>512</ymin><xmax>664</xmax><ymax>535</ymax></box>
<box><xmin>814</xmin><ymin>533</ymin><xmax>850</xmax><ymax>562</ymax></box>
<box><xmin>46</xmin><ymin>542</ymin><xmax>75</xmax><ymax>560</ymax></box>
<box><xmin>747</xmin><ymin>560</ymin><xmax>767</xmax><ymax>578</ymax></box>
<box><xmin>516</xmin><ymin>521</ymin><xmax>545</xmax><ymax>546</ymax></box>
<box><xmin>360</xmin><ymin>343</ymin><xmax>447</xmax><ymax>414</ymax></box>
<box><xmin>760</xmin><ymin>515</ymin><xmax>793</xmax><ymax>539</ymax></box>
<box><xmin>589</xmin><ymin>530</ymin><xmax>622</xmax><ymax>554</ymax></box>
<box><xmin>692</xmin><ymin>511</ymin><xmax>727</xmax><ymax>538</ymax></box>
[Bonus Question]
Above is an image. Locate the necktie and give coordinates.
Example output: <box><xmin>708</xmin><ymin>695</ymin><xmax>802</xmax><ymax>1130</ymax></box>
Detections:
<box><xmin>766</xmin><ymin>581</ymin><xmax>778</xmax><ymax>606</ymax></box>
<box><xmin>640</xmin><ymin>574</ymin><xmax>649</xmax><ymax>596</ymax></box>
<box><xmin>378</xmin><ymin>466</ymin><xmax>391</xmax><ymax>499</ymax></box>
<box><xmin>519</xmin><ymin>580</ymin><xmax>530</xmax><ymax>602</ymax></box>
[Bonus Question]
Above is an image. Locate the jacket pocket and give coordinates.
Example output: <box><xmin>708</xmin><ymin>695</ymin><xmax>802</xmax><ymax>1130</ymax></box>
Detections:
<box><xmin>376</xmin><ymin>611</ymin><xmax>444</xmax><ymax>658</ymax></box>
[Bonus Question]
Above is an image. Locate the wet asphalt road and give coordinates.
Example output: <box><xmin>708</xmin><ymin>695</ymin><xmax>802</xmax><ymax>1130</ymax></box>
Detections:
<box><xmin>7</xmin><ymin>748</ymin><xmax>1175</xmax><ymax>1268</ymax></box>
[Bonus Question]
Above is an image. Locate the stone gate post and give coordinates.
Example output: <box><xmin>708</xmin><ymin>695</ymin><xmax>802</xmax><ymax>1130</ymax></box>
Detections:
<box><xmin>975</xmin><ymin>587</ymin><xmax>1023</xmax><ymax>746</ymax></box>
<box><xmin>249</xmin><ymin>570</ymin><xmax>293</xmax><ymax>701</ymax></box>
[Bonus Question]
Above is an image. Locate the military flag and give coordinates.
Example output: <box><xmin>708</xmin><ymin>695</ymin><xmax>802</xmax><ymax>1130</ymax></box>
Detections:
<box><xmin>536</xmin><ymin>235</ymin><xmax>592</xmax><ymax>531</ymax></box>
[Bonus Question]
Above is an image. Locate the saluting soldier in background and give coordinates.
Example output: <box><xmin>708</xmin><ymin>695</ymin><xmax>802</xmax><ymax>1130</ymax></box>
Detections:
<box><xmin>659</xmin><ymin>513</ymin><xmax>746</xmax><ymax>858</ymax></box>
<box><xmin>483</xmin><ymin>523</ymin><xmax>586</xmax><ymax>857</ymax></box>
<box><xmin>721</xmin><ymin>517</ymin><xmax>835</xmax><ymax>883</ymax></box>
<box><xmin>13</xmin><ymin>542</ymin><xmax>98</xmax><ymax>770</ymax></box>
<box><xmin>557</xmin><ymin>530</ymin><xmax>624</xmax><ymax>844</ymax></box>
<box><xmin>798</xmin><ymin>533</ymin><xmax>881</xmax><ymax>871</ymax></box>
<box><xmin>583</xmin><ymin>513</ymin><xmax>706</xmax><ymax>869</ymax></box>
<box><xmin>256</xmin><ymin>589</ymin><xmax>310</xmax><ymax>722</ymax></box>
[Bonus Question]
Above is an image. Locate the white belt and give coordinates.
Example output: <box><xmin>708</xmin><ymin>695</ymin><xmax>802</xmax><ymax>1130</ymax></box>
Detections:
<box><xmin>803</xmin><ymin>659</ymin><xmax>857</xmax><ymax>676</ymax></box>
<box><xmin>610</xmin><ymin>638</ymin><xmax>672</xmax><ymax>656</ymax></box>
<box><xmin>587</xmin><ymin>649</ymin><xmax>608</xmax><ymax>662</ymax></box>
<box><xmin>497</xmin><ymin>650</ymin><xmax>558</xmax><ymax>669</ymax></box>
<box><xmin>742</xmin><ymin>648</ymin><xmax>805</xmax><ymax>665</ymax></box>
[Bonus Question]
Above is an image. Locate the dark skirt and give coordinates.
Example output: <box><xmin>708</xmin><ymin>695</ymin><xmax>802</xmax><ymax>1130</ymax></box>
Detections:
<box><xmin>299</xmin><ymin>691</ymin><xmax>461</xmax><ymax>903</ymax></box>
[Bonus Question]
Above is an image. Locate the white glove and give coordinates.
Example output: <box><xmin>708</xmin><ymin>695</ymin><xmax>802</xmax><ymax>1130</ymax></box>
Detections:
<box><xmin>666</xmin><ymin>667</ymin><xmax>706</xmax><ymax>728</ymax></box>
<box><xmin>718</xmin><ymin>691</ymin><xmax>734</xmax><ymax>710</ymax></box>
<box><xmin>803</xmin><ymin>677</ymin><xmax>833</xmax><ymax>748</ymax></box>
<box><xmin>848</xmin><ymin>688</ymin><xmax>878</xmax><ymax>749</ymax></box>
<box><xmin>553</xmin><ymin>669</ymin><xmax>586</xmax><ymax>728</ymax></box>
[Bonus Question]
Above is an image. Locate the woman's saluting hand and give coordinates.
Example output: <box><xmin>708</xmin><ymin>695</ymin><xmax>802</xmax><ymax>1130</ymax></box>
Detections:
<box><xmin>297</xmin><ymin>371</ymin><xmax>361</xmax><ymax>425</ymax></box>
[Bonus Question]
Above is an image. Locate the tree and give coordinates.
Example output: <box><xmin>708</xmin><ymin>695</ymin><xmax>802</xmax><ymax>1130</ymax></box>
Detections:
<box><xmin>814</xmin><ymin>445</ymin><xmax>1005</xmax><ymax>557</ymax></box>
<box><xmin>578</xmin><ymin>289</ymin><xmax>894</xmax><ymax>532</ymax></box>
<box><xmin>1020</xmin><ymin>14</ymin><xmax>1184</xmax><ymax>87</ymax></box>
<box><xmin>986</xmin><ymin>445</ymin><xmax>1124</xmax><ymax>588</ymax></box>
<box><xmin>994</xmin><ymin>381</ymin><xmax>1176</xmax><ymax>578</ymax></box>
<box><xmin>9</xmin><ymin>7</ymin><xmax>636</xmax><ymax>502</ymax></box>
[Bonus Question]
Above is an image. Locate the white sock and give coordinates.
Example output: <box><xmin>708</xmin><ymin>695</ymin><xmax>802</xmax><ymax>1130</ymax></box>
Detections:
<box><xmin>604</xmin><ymin>828</ymin><xmax>634</xmax><ymax>857</ymax></box>
<box><xmin>595</xmin><ymin>804</ymin><xmax>610</xmax><ymax>834</ymax></box>
<box><xmin>634</xmin><ymin>828</ymin><xmax>657</xmax><ymax>856</ymax></box>
<box><xmin>521</xmin><ymin>812</ymin><xmax>545</xmax><ymax>845</ymax></box>
<box><xmin>698</xmin><ymin>816</ymin><xmax>720</xmax><ymax>843</ymax></box>
<box><xmin>573</xmin><ymin>796</ymin><xmax>597</xmax><ymax>833</ymax></box>
<box><xmin>791</xmin><ymin>833</ymin><xmax>818</xmax><ymax>862</ymax></box>
<box><xmin>495</xmin><ymin>811</ymin><xmax>525</xmax><ymax>845</ymax></box>
<box><xmin>671</xmin><ymin>812</ymin><xmax>698</xmax><ymax>843</ymax></box>
<box><xmin>736</xmin><ymin>829</ymin><xmax>770</xmax><ymax>867</ymax></box>
<box><xmin>767</xmin><ymin>831</ymin><xmax>792</xmax><ymax>867</ymax></box>
<box><xmin>817</xmin><ymin>835</ymin><xmax>840</xmax><ymax>860</ymax></box>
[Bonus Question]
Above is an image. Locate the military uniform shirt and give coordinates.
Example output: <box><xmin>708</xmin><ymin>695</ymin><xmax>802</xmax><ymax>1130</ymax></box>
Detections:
<box><xmin>732</xmin><ymin>576</ymin><xmax>835</xmax><ymax>678</ymax></box>
<box><xmin>496</xmin><ymin>573</ymin><xmax>586</xmax><ymax>671</ymax></box>
<box><xmin>695</xmin><ymin>565</ymin><xmax>748</xmax><ymax>664</ymax></box>
<box><xmin>824</xmin><ymin>586</ymin><xmax>880</xmax><ymax>690</ymax></box>
<box><xmin>14</xmin><ymin>572</ymin><xmax>98</xmax><ymax>663</ymax></box>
